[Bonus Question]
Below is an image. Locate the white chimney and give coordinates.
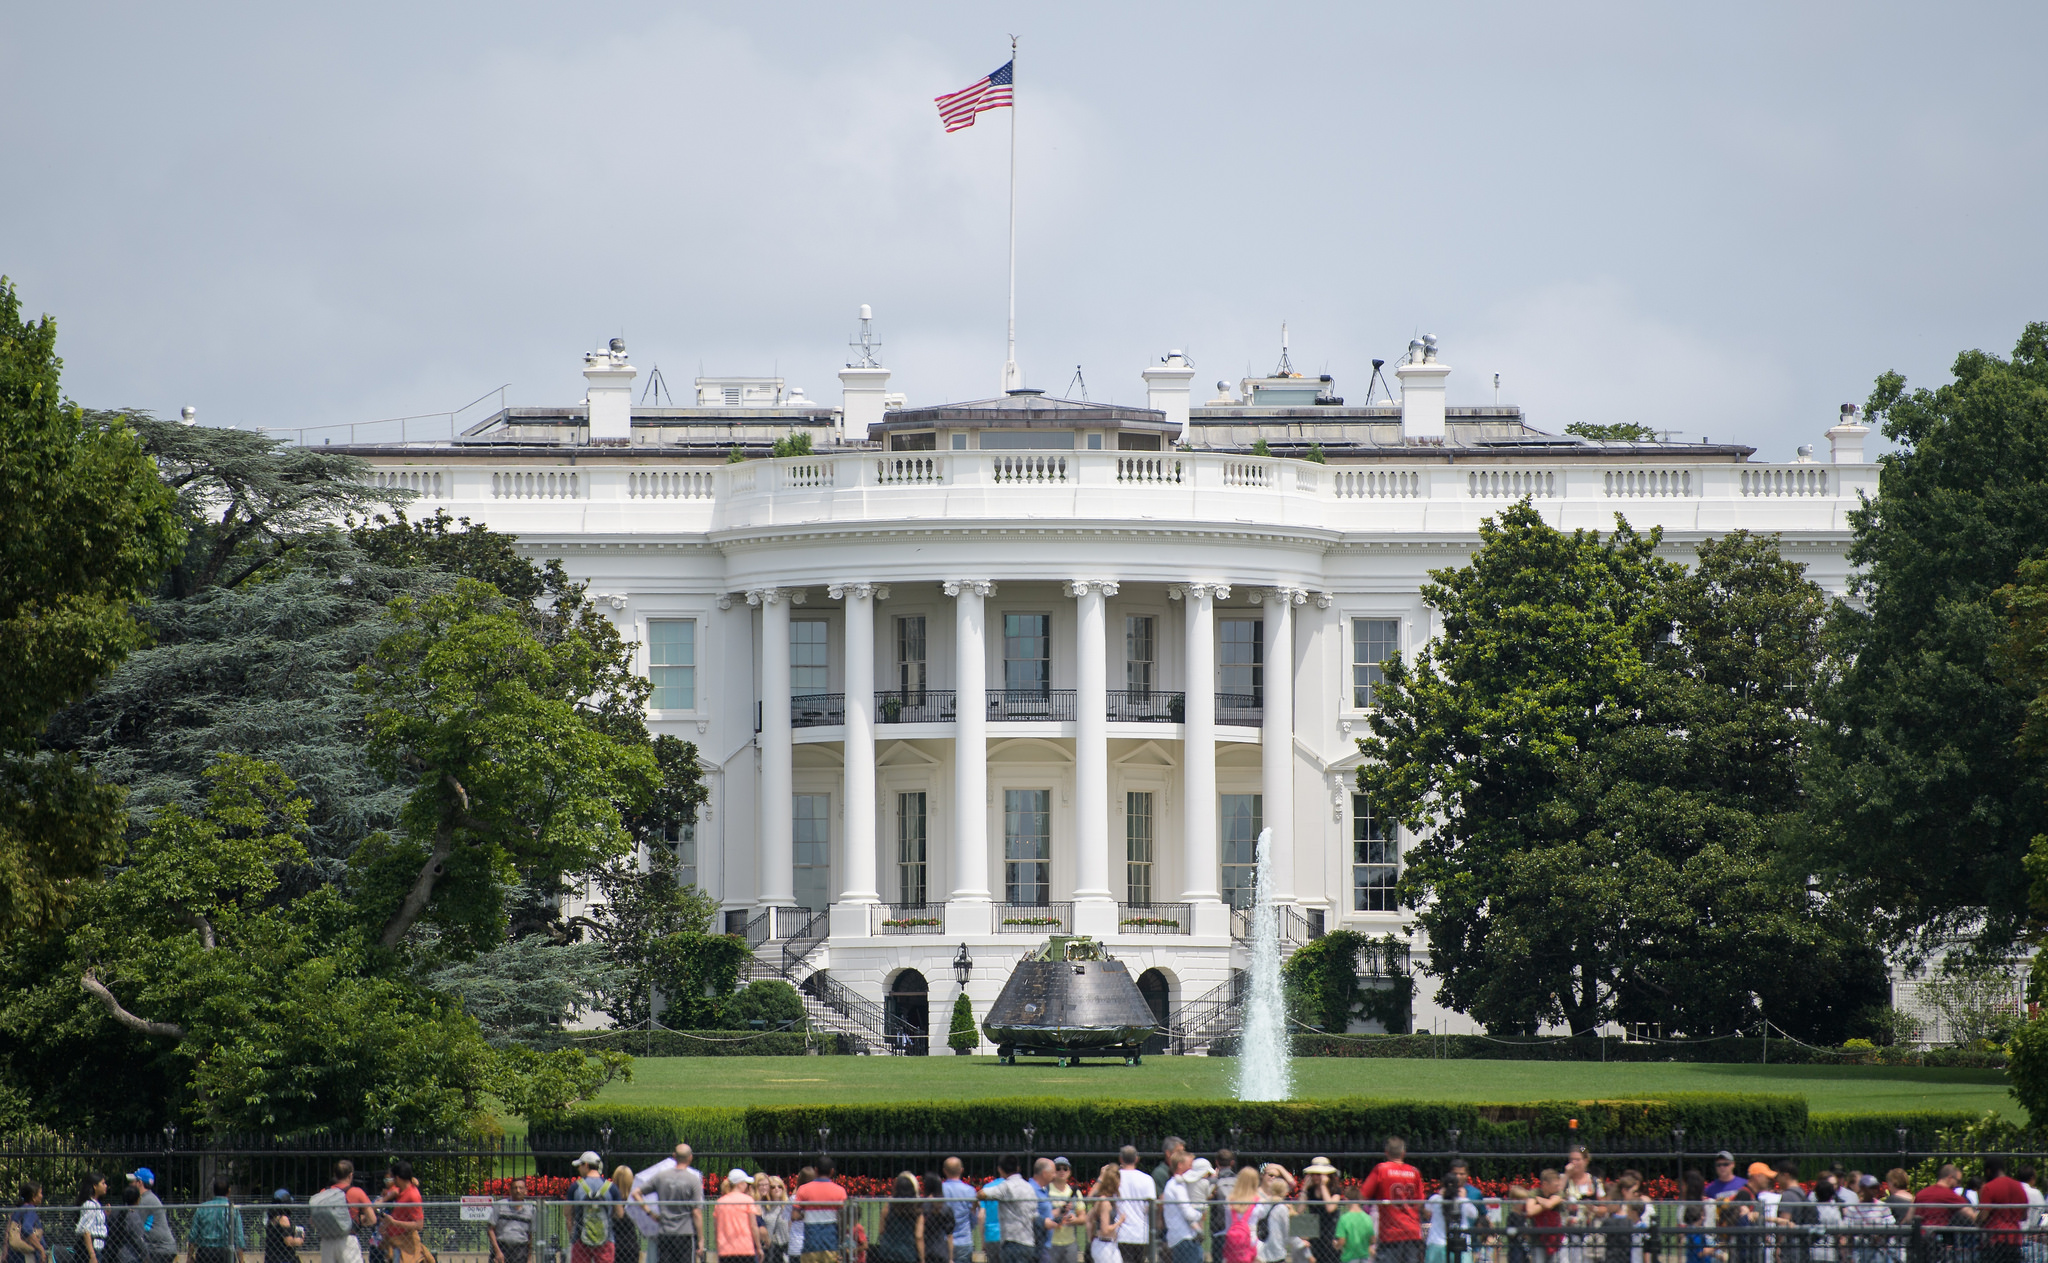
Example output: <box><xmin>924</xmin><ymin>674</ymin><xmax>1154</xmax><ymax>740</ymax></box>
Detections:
<box><xmin>839</xmin><ymin>304</ymin><xmax>892</xmax><ymax>443</ymax></box>
<box><xmin>1141</xmin><ymin>350</ymin><xmax>1197</xmax><ymax>441</ymax></box>
<box><xmin>1396</xmin><ymin>334</ymin><xmax>1450</xmax><ymax>441</ymax></box>
<box><xmin>1827</xmin><ymin>403</ymin><xmax>1869</xmax><ymax>464</ymax></box>
<box><xmin>583</xmin><ymin>338</ymin><xmax>636</xmax><ymax>441</ymax></box>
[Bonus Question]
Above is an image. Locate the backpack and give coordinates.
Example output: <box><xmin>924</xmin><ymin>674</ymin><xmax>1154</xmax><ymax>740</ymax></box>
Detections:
<box><xmin>578</xmin><ymin>1179</ymin><xmax>615</xmax><ymax>1247</ymax></box>
<box><xmin>1223</xmin><ymin>1209</ymin><xmax>1257</xmax><ymax>1263</ymax></box>
<box><xmin>191</xmin><ymin>1201</ymin><xmax>237</xmax><ymax>1250</ymax></box>
<box><xmin>309</xmin><ymin>1188</ymin><xmax>355</xmax><ymax>1239</ymax></box>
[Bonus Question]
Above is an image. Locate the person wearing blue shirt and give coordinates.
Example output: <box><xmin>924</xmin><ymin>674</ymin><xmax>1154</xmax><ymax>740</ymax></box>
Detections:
<box><xmin>941</xmin><ymin>1160</ymin><xmax>979</xmax><ymax>1263</ymax></box>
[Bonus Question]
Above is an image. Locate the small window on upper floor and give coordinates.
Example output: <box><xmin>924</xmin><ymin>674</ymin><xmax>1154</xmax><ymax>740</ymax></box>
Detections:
<box><xmin>648</xmin><ymin>619</ymin><xmax>696</xmax><ymax>710</ymax></box>
<box><xmin>1352</xmin><ymin>618</ymin><xmax>1399</xmax><ymax>708</ymax></box>
<box><xmin>1086</xmin><ymin>433</ymin><xmax>1103</xmax><ymax>450</ymax></box>
<box><xmin>792</xmin><ymin>619</ymin><xmax>829</xmax><ymax>695</ymax></box>
<box><xmin>892</xmin><ymin>431</ymin><xmax>937</xmax><ymax>451</ymax></box>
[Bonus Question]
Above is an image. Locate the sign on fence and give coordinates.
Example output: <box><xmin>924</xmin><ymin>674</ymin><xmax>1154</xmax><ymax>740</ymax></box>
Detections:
<box><xmin>461</xmin><ymin>1196</ymin><xmax>492</xmax><ymax>1222</ymax></box>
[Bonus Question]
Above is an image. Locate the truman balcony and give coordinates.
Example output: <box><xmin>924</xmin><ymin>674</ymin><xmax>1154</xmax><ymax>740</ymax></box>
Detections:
<box><xmin>788</xmin><ymin>689</ymin><xmax>1255</xmax><ymax>731</ymax></box>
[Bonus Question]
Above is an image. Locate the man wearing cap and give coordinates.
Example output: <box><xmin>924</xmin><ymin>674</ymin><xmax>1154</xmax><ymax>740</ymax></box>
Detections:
<box><xmin>1705</xmin><ymin>1155</ymin><xmax>1746</xmax><ymax>1201</ymax></box>
<box><xmin>651</xmin><ymin>1146</ymin><xmax>707</xmax><ymax>1263</ymax></box>
<box><xmin>714</xmin><ymin>1172</ymin><xmax>763</xmax><ymax>1263</ymax></box>
<box><xmin>572</xmin><ymin>1153</ymin><xmax>621</xmax><ymax>1263</ymax></box>
<box><xmin>127</xmin><ymin>1170</ymin><xmax>177</xmax><ymax>1263</ymax></box>
<box><xmin>1724</xmin><ymin>1163</ymin><xmax>1776</xmax><ymax>1263</ymax></box>
<box><xmin>1046</xmin><ymin>1161</ymin><xmax>1082</xmax><ymax>1263</ymax></box>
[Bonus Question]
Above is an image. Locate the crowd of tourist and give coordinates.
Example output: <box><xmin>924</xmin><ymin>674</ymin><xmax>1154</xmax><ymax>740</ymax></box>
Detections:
<box><xmin>11</xmin><ymin>1142</ymin><xmax>2048</xmax><ymax>1263</ymax></box>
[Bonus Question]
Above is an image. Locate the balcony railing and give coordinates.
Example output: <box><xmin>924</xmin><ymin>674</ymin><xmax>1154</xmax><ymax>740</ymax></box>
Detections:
<box><xmin>791</xmin><ymin>693</ymin><xmax>845</xmax><ymax>728</ymax></box>
<box><xmin>876</xmin><ymin>689</ymin><xmax>956</xmax><ymax>724</ymax></box>
<box><xmin>1117</xmin><ymin>901</ymin><xmax>1192</xmax><ymax>934</ymax></box>
<box><xmin>986</xmin><ymin>689</ymin><xmax>1077</xmax><ymax>722</ymax></box>
<box><xmin>1216</xmin><ymin>692</ymin><xmax>1264</xmax><ymax>726</ymax></box>
<box><xmin>1107</xmin><ymin>690</ymin><xmax>1184</xmax><ymax>722</ymax></box>
<box><xmin>994</xmin><ymin>901</ymin><xmax>1073</xmax><ymax>933</ymax></box>
<box><xmin>774</xmin><ymin>905</ymin><xmax>821</xmax><ymax>939</ymax></box>
<box><xmin>873</xmin><ymin>903</ymin><xmax>946</xmax><ymax>934</ymax></box>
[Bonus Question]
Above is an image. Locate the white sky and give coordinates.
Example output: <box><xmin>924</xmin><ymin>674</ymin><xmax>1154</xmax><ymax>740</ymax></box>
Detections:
<box><xmin>4</xmin><ymin>2</ymin><xmax>2044</xmax><ymax>457</ymax></box>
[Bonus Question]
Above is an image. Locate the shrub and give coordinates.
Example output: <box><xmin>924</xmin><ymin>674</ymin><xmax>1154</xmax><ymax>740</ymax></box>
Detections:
<box><xmin>949</xmin><ymin>993</ymin><xmax>978</xmax><ymax>1053</ymax></box>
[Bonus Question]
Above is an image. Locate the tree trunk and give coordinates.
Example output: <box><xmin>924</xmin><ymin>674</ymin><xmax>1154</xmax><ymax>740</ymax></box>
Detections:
<box><xmin>81</xmin><ymin>972</ymin><xmax>186</xmax><ymax>1040</ymax></box>
<box><xmin>378</xmin><ymin>825</ymin><xmax>455</xmax><ymax>950</ymax></box>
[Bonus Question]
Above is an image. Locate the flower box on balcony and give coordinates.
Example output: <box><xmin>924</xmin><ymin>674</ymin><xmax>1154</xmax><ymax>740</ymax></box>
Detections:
<box><xmin>882</xmin><ymin>917</ymin><xmax>941</xmax><ymax>928</ymax></box>
<box><xmin>1119</xmin><ymin>917</ymin><xmax>1181</xmax><ymax>929</ymax></box>
<box><xmin>1001</xmin><ymin>916</ymin><xmax>1063</xmax><ymax>927</ymax></box>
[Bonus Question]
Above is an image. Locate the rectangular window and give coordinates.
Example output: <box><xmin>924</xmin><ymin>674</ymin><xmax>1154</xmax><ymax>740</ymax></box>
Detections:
<box><xmin>1352</xmin><ymin>618</ymin><xmax>1399</xmax><ymax>709</ymax></box>
<box><xmin>1126</xmin><ymin>791</ymin><xmax>1154</xmax><ymax>906</ymax></box>
<box><xmin>897</xmin><ymin>792</ymin><xmax>928</xmax><ymax>907</ymax></box>
<box><xmin>1004</xmin><ymin>788</ymin><xmax>1051</xmax><ymax>906</ymax></box>
<box><xmin>897</xmin><ymin>616</ymin><xmax>927</xmax><ymax>697</ymax></box>
<box><xmin>1352</xmin><ymin>793</ymin><xmax>1398</xmax><ymax>912</ymax></box>
<box><xmin>1220</xmin><ymin>793</ymin><xmax>1263</xmax><ymax>909</ymax></box>
<box><xmin>793</xmin><ymin>793</ymin><xmax>831</xmax><ymax>914</ymax></box>
<box><xmin>791</xmin><ymin>619</ymin><xmax>829</xmax><ymax>695</ymax></box>
<box><xmin>1003</xmin><ymin>613</ymin><xmax>1051</xmax><ymax>694</ymax></box>
<box><xmin>648</xmin><ymin>619</ymin><xmax>696</xmax><ymax>710</ymax></box>
<box><xmin>665</xmin><ymin>820</ymin><xmax>698</xmax><ymax>888</ymax></box>
<box><xmin>1219</xmin><ymin>618</ymin><xmax>1264</xmax><ymax>705</ymax></box>
<box><xmin>1125</xmin><ymin>616</ymin><xmax>1155</xmax><ymax>693</ymax></box>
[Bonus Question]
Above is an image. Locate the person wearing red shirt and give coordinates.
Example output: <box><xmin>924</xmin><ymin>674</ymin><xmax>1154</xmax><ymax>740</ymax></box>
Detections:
<box><xmin>1912</xmin><ymin>1165</ymin><xmax>1971</xmax><ymax>1230</ymax></box>
<box><xmin>1357</xmin><ymin>1139</ymin><xmax>1425</xmax><ymax>1263</ymax></box>
<box><xmin>1979</xmin><ymin>1157</ymin><xmax>2030</xmax><ymax>1259</ymax></box>
<box><xmin>1520</xmin><ymin>1172</ymin><xmax>1566</xmax><ymax>1263</ymax></box>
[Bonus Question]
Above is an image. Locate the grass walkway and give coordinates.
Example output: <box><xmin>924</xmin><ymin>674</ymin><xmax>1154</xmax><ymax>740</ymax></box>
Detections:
<box><xmin>591</xmin><ymin>1056</ymin><xmax>2016</xmax><ymax>1118</ymax></box>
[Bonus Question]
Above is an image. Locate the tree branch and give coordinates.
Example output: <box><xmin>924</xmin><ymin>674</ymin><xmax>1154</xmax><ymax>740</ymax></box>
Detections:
<box><xmin>80</xmin><ymin>972</ymin><xmax>185</xmax><ymax>1040</ymax></box>
<box><xmin>377</xmin><ymin>773</ymin><xmax>474</xmax><ymax>950</ymax></box>
<box><xmin>182</xmin><ymin>911</ymin><xmax>217</xmax><ymax>950</ymax></box>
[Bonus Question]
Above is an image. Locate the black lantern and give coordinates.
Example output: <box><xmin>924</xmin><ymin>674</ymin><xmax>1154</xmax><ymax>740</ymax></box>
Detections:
<box><xmin>953</xmin><ymin>942</ymin><xmax>973</xmax><ymax>986</ymax></box>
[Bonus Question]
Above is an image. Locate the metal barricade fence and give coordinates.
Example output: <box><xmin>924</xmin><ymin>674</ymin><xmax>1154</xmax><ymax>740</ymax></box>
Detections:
<box><xmin>15</xmin><ymin>1200</ymin><xmax>2043</xmax><ymax>1263</ymax></box>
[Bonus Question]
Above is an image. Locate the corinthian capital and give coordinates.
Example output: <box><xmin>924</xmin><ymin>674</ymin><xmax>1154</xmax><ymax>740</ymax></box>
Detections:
<box><xmin>828</xmin><ymin>582</ymin><xmax>882</xmax><ymax>601</ymax></box>
<box><xmin>1064</xmin><ymin>580</ymin><xmax>1121</xmax><ymax>598</ymax></box>
<box><xmin>943</xmin><ymin>580</ymin><xmax>997</xmax><ymax>598</ymax></box>
<box><xmin>1185</xmin><ymin>582</ymin><xmax>1230</xmax><ymax>602</ymax></box>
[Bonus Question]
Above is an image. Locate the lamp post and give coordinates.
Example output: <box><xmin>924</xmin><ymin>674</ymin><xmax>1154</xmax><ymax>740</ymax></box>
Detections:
<box><xmin>954</xmin><ymin>943</ymin><xmax>973</xmax><ymax>987</ymax></box>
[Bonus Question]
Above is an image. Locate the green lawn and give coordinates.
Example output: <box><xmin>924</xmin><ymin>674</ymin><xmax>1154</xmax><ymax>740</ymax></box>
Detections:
<box><xmin>594</xmin><ymin>1056</ymin><xmax>2017</xmax><ymax>1118</ymax></box>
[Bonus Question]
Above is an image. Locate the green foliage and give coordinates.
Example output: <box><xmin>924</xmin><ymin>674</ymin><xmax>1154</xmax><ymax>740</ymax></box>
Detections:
<box><xmin>1801</xmin><ymin>324</ymin><xmax>2048</xmax><ymax>955</ymax></box>
<box><xmin>1304</xmin><ymin>442</ymin><xmax>1327</xmax><ymax>464</ymax></box>
<box><xmin>423</xmin><ymin>936</ymin><xmax>621</xmax><ymax>1045</ymax></box>
<box><xmin>353</xmin><ymin>509</ymin><xmax>548</xmax><ymax>602</ymax></box>
<box><xmin>728</xmin><ymin>979</ymin><xmax>806</xmax><ymax>1029</ymax></box>
<box><xmin>1915</xmin><ymin>959</ymin><xmax>2026</xmax><ymax>1046</ymax></box>
<box><xmin>1360</xmin><ymin>506</ymin><xmax>1883</xmax><ymax>1039</ymax></box>
<box><xmin>355</xmin><ymin>578</ymin><xmax>660</xmax><ymax>953</ymax></box>
<box><xmin>1251</xmin><ymin>438</ymin><xmax>1273</xmax><ymax>456</ymax></box>
<box><xmin>490</xmin><ymin>1046</ymin><xmax>633</xmax><ymax>1120</ymax></box>
<box><xmin>1283</xmin><ymin>931</ymin><xmax>1414</xmax><ymax>1034</ymax></box>
<box><xmin>645</xmin><ymin>933</ymin><xmax>751</xmax><ymax>1028</ymax></box>
<box><xmin>0</xmin><ymin>278</ymin><xmax>185</xmax><ymax>937</ymax></box>
<box><xmin>726</xmin><ymin>445</ymin><xmax>747</xmax><ymax>464</ymax></box>
<box><xmin>530</xmin><ymin>1030</ymin><xmax>856</xmax><ymax>1056</ymax></box>
<box><xmin>949</xmin><ymin>992</ymin><xmax>978</xmax><ymax>1051</ymax></box>
<box><xmin>1565</xmin><ymin>422</ymin><xmax>1660</xmax><ymax>442</ymax></box>
<box><xmin>580</xmin><ymin>846</ymin><xmax>720</xmax><ymax>1027</ymax></box>
<box><xmin>2008</xmin><ymin>1018</ymin><xmax>2048</xmax><ymax>1125</ymax></box>
<box><xmin>770</xmin><ymin>431</ymin><xmax>814</xmax><ymax>458</ymax></box>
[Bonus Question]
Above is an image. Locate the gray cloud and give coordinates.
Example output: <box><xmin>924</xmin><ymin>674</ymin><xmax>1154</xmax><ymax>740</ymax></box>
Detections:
<box><xmin>4</xmin><ymin>1</ymin><xmax>2043</xmax><ymax>457</ymax></box>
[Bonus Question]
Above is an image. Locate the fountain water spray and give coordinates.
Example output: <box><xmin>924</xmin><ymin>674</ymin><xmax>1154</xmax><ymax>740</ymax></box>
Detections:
<box><xmin>1234</xmin><ymin>826</ymin><xmax>1293</xmax><ymax>1100</ymax></box>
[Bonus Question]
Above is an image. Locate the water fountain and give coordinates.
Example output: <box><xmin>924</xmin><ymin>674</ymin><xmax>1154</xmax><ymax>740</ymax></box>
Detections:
<box><xmin>1234</xmin><ymin>827</ymin><xmax>1294</xmax><ymax>1100</ymax></box>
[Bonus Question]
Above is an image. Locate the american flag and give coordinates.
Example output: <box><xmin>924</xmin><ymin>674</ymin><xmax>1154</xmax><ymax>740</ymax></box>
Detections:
<box><xmin>934</xmin><ymin>60</ymin><xmax>1013</xmax><ymax>132</ymax></box>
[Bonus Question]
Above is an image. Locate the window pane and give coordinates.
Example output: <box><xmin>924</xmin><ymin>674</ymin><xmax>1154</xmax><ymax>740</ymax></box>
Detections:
<box><xmin>1220</xmin><ymin>793</ymin><xmax>1263</xmax><ymax>909</ymax></box>
<box><xmin>792</xmin><ymin>620</ymin><xmax>830</xmax><ymax>695</ymax></box>
<box><xmin>666</xmin><ymin>820</ymin><xmax>698</xmax><ymax>889</ymax></box>
<box><xmin>897</xmin><ymin>792</ymin><xmax>928</xmax><ymax>907</ymax></box>
<box><xmin>793</xmin><ymin>793</ymin><xmax>831</xmax><ymax>913</ymax></box>
<box><xmin>1003</xmin><ymin>788</ymin><xmax>1051</xmax><ymax>905</ymax></box>
<box><xmin>1125</xmin><ymin>616</ymin><xmax>1155</xmax><ymax>693</ymax></box>
<box><xmin>649</xmin><ymin>619</ymin><xmax>696</xmax><ymax>710</ymax></box>
<box><xmin>1219</xmin><ymin>619</ymin><xmax>1264</xmax><ymax>703</ymax></box>
<box><xmin>1351</xmin><ymin>618</ymin><xmax>1399</xmax><ymax>709</ymax></box>
<box><xmin>897</xmin><ymin>616</ymin><xmax>927</xmax><ymax>695</ymax></box>
<box><xmin>1352</xmin><ymin>793</ymin><xmax>1398</xmax><ymax>911</ymax></box>
<box><xmin>1126</xmin><ymin>791</ymin><xmax>1154</xmax><ymax>906</ymax></box>
<box><xmin>1003</xmin><ymin>614</ymin><xmax>1050</xmax><ymax>693</ymax></box>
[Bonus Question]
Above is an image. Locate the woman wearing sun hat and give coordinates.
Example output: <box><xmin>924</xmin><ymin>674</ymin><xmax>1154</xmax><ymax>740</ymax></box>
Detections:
<box><xmin>1296</xmin><ymin>1162</ymin><xmax>1340</xmax><ymax>1263</ymax></box>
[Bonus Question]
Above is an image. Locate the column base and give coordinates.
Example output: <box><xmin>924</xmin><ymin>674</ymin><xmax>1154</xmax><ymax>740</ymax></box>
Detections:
<box><xmin>1072</xmin><ymin>896</ymin><xmax>1119</xmax><ymax>938</ymax></box>
<box><xmin>944</xmin><ymin>898</ymin><xmax>994</xmax><ymax>936</ymax></box>
<box><xmin>1189</xmin><ymin>898</ymin><xmax>1232</xmax><ymax>938</ymax></box>
<box><xmin>828</xmin><ymin>900</ymin><xmax>877</xmax><ymax>939</ymax></box>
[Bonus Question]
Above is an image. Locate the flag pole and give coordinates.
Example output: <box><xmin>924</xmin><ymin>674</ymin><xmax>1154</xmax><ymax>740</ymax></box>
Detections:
<box><xmin>1002</xmin><ymin>33</ymin><xmax>1020</xmax><ymax>393</ymax></box>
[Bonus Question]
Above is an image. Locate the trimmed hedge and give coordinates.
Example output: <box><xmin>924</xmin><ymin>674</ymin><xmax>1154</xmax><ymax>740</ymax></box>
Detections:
<box><xmin>1206</xmin><ymin>1034</ymin><xmax>2008</xmax><ymax>1068</ymax></box>
<box><xmin>529</xmin><ymin>1030</ymin><xmax>855</xmax><ymax>1056</ymax></box>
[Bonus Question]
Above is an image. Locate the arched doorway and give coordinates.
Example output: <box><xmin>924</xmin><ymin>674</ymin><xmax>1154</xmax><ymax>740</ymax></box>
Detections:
<box><xmin>885</xmin><ymin>969</ymin><xmax>930</xmax><ymax>1056</ymax></box>
<box><xmin>1137</xmin><ymin>968</ymin><xmax>1172</xmax><ymax>1055</ymax></box>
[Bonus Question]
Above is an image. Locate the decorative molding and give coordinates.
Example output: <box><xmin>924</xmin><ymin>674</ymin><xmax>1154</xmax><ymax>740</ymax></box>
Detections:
<box><xmin>1063</xmin><ymin>579</ymin><xmax>1121</xmax><ymax>597</ymax></box>
<box><xmin>1183</xmin><ymin>582</ymin><xmax>1230</xmax><ymax>601</ymax></box>
<box><xmin>875</xmin><ymin>584</ymin><xmax>892</xmax><ymax>600</ymax></box>
<box><xmin>592</xmin><ymin>592</ymin><xmax>628</xmax><ymax>610</ymax></box>
<box><xmin>942</xmin><ymin>580</ymin><xmax>997</xmax><ymax>598</ymax></box>
<box><xmin>745</xmin><ymin>587</ymin><xmax>793</xmax><ymax>606</ymax></box>
<box><xmin>1314</xmin><ymin>591</ymin><xmax>1334</xmax><ymax>609</ymax></box>
<box><xmin>1264</xmin><ymin>586</ymin><xmax>1308</xmax><ymax>607</ymax></box>
<box><xmin>828</xmin><ymin>582</ymin><xmax>886</xmax><ymax>601</ymax></box>
<box><xmin>1166</xmin><ymin>584</ymin><xmax>1186</xmax><ymax>601</ymax></box>
<box><xmin>716</xmin><ymin>593</ymin><xmax>736</xmax><ymax>610</ymax></box>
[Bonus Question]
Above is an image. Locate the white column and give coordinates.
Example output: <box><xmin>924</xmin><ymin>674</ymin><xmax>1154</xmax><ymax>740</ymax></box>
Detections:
<box><xmin>1262</xmin><ymin>587</ymin><xmax>1301</xmax><ymax>904</ymax></box>
<box><xmin>945</xmin><ymin>580</ymin><xmax>995</xmax><ymax>934</ymax></box>
<box><xmin>1070</xmin><ymin>579</ymin><xmax>1117</xmax><ymax>935</ymax></box>
<box><xmin>830</xmin><ymin>583</ymin><xmax>884</xmax><ymax>935</ymax></box>
<box><xmin>751</xmin><ymin>588</ymin><xmax>796</xmax><ymax>910</ymax></box>
<box><xmin>1176</xmin><ymin>582</ymin><xmax>1229</xmax><ymax>936</ymax></box>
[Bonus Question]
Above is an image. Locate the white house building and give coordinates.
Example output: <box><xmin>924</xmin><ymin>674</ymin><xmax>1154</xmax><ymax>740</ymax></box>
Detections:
<box><xmin>344</xmin><ymin>325</ymin><xmax>1876</xmax><ymax>1050</ymax></box>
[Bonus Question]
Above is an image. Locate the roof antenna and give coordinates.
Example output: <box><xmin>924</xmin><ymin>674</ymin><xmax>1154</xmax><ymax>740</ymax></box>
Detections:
<box><xmin>1273</xmin><ymin>322</ymin><xmax>1294</xmax><ymax>377</ymax></box>
<box><xmin>1067</xmin><ymin>364</ymin><xmax>1088</xmax><ymax>401</ymax></box>
<box><xmin>1364</xmin><ymin>358</ymin><xmax>1394</xmax><ymax>406</ymax></box>
<box><xmin>848</xmin><ymin>304</ymin><xmax>882</xmax><ymax>368</ymax></box>
<box><xmin>641</xmin><ymin>365</ymin><xmax>674</xmax><ymax>405</ymax></box>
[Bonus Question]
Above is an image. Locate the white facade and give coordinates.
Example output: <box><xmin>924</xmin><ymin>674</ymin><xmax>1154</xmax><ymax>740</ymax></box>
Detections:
<box><xmin>350</xmin><ymin>336</ymin><xmax>1876</xmax><ymax>1048</ymax></box>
